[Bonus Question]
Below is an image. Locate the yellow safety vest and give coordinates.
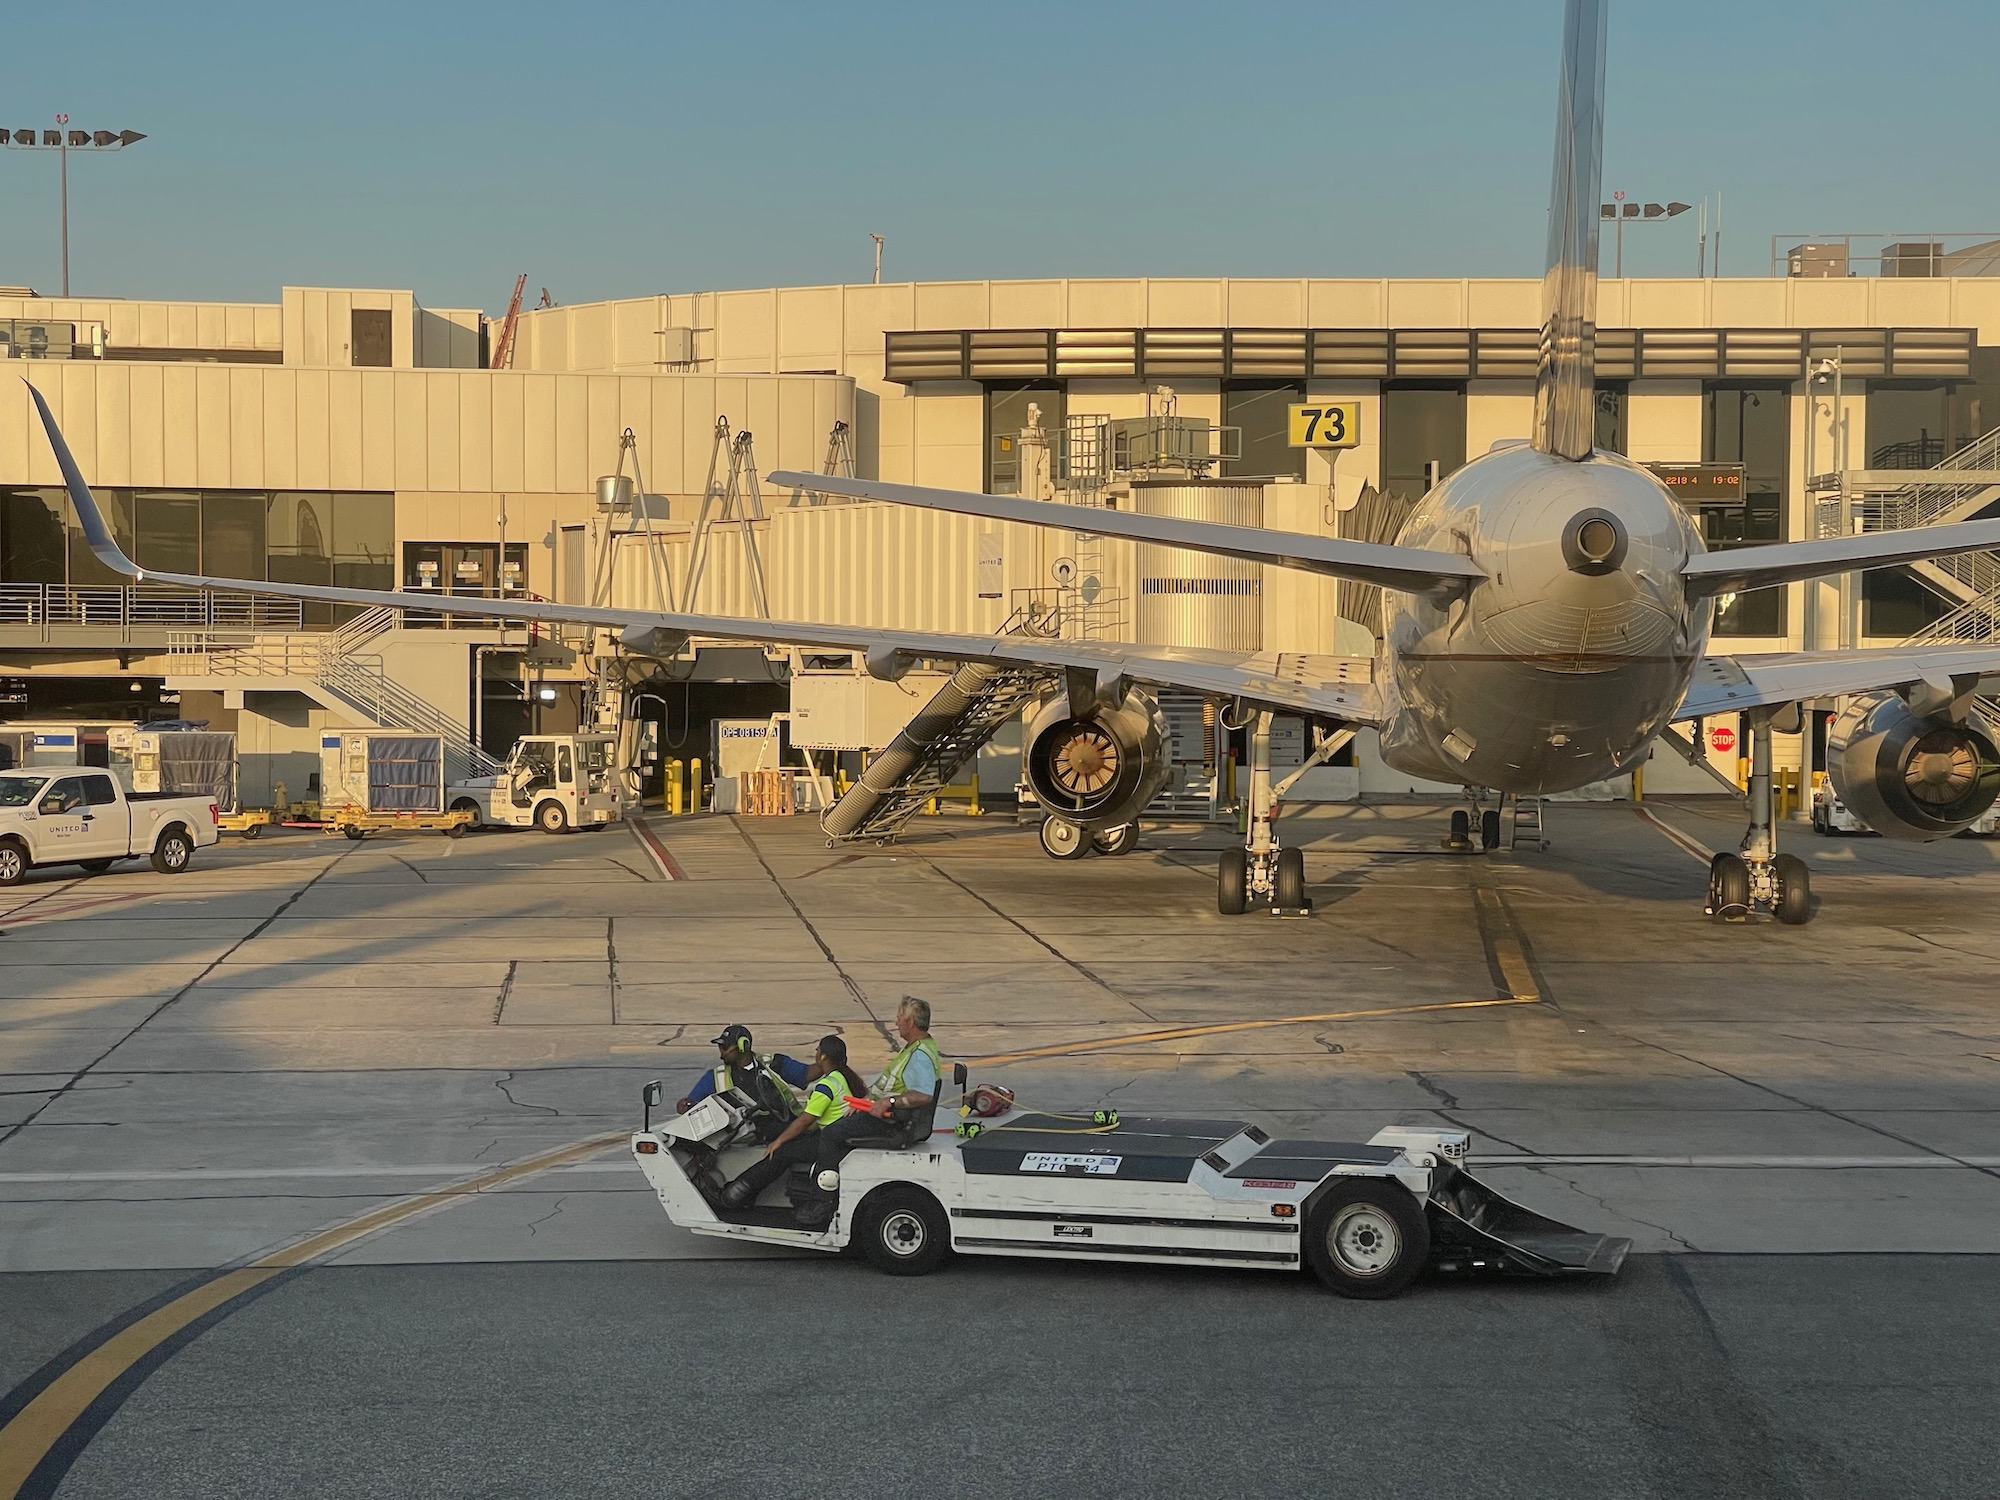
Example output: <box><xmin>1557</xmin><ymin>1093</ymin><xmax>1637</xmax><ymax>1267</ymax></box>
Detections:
<box><xmin>875</xmin><ymin>1036</ymin><xmax>942</xmax><ymax>1099</ymax></box>
<box><xmin>802</xmin><ymin>1075</ymin><xmax>850</xmax><ymax>1129</ymax></box>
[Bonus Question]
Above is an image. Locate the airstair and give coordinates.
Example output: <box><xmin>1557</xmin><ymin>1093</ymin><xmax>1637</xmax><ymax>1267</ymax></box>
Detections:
<box><xmin>820</xmin><ymin>658</ymin><xmax>1055</xmax><ymax>844</ymax></box>
<box><xmin>167</xmin><ymin>605</ymin><xmax>503</xmax><ymax>783</ymax></box>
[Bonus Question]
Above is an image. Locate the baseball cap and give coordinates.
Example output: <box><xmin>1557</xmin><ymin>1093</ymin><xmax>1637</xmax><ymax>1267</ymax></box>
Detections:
<box><xmin>711</xmin><ymin>1024</ymin><xmax>753</xmax><ymax>1049</ymax></box>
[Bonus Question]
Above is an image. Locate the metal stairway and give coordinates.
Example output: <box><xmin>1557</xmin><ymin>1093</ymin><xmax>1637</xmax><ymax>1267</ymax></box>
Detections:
<box><xmin>167</xmin><ymin>605</ymin><xmax>503</xmax><ymax>783</ymax></box>
<box><xmin>1823</xmin><ymin>423</ymin><xmax>2000</xmax><ymax>624</ymax></box>
<box><xmin>821</xmin><ymin>661</ymin><xmax>1054</xmax><ymax>844</ymax></box>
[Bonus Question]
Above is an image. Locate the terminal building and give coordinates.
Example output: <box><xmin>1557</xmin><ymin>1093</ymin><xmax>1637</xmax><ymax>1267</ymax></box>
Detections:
<box><xmin>5</xmin><ymin>267</ymin><xmax>2000</xmax><ymax>806</ymax></box>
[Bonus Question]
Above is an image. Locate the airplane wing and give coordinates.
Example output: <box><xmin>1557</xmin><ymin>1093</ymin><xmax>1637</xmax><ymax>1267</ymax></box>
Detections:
<box><xmin>1676</xmin><ymin>647</ymin><xmax>2000</xmax><ymax>721</ymax></box>
<box><xmin>1682</xmin><ymin>519</ymin><xmax>2000</xmax><ymax>596</ymax></box>
<box><xmin>29</xmin><ymin>386</ymin><xmax>1381</xmax><ymax>725</ymax></box>
<box><xmin>765</xmin><ymin>471</ymin><xmax>1483</xmax><ymax>594</ymax></box>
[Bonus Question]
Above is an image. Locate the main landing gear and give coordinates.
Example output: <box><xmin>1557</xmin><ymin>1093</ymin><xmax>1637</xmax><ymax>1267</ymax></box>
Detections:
<box><xmin>1444</xmin><ymin>790</ymin><xmax>1503</xmax><ymax>852</ymax></box>
<box><xmin>1037</xmin><ymin>816</ymin><xmax>1139</xmax><ymax>860</ymax></box>
<box><xmin>1706</xmin><ymin>706</ymin><xmax>1812</xmax><ymax>925</ymax></box>
<box><xmin>1217</xmin><ymin>709</ymin><xmax>1319</xmax><ymax>917</ymax></box>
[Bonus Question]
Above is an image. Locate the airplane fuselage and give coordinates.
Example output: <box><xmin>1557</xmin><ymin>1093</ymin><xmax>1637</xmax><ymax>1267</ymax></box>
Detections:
<box><xmin>1376</xmin><ymin>442</ymin><xmax>1711</xmax><ymax>795</ymax></box>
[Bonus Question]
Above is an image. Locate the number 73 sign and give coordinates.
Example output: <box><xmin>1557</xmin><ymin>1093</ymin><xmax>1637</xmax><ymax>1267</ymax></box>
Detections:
<box><xmin>1286</xmin><ymin>402</ymin><xmax>1361</xmax><ymax>449</ymax></box>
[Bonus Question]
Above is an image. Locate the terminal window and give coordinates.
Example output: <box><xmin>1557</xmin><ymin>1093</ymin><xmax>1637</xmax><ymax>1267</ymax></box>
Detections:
<box><xmin>1223</xmin><ymin>384</ymin><xmax>1305</xmax><ymax>481</ymax></box>
<box><xmin>986</xmin><ymin>384</ymin><xmax>1065</xmax><ymax>494</ymax></box>
<box><xmin>1702</xmin><ymin>384</ymin><xmax>1788</xmax><ymax>637</ymax></box>
<box><xmin>1382</xmin><ymin>385</ymin><xmax>1466</xmax><ymax>500</ymax></box>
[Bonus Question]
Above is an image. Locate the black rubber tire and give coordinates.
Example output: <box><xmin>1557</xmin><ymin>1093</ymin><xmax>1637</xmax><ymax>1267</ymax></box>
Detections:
<box><xmin>0</xmin><ymin>840</ymin><xmax>28</xmax><ymax>887</ymax></box>
<box><xmin>1090</xmin><ymin>823</ymin><xmax>1139</xmax><ymax>856</ymax></box>
<box><xmin>151</xmin><ymin>828</ymin><xmax>194</xmax><ymax>875</ymax></box>
<box><xmin>1037</xmin><ymin>817</ymin><xmax>1089</xmax><ymax>860</ymax></box>
<box><xmin>1773</xmin><ymin>852</ymin><xmax>1811</xmax><ymax>925</ymax></box>
<box><xmin>80</xmin><ymin>859</ymin><xmax>115</xmax><ymax>873</ymax></box>
<box><xmin>536</xmin><ymin>800</ymin><xmax>570</xmax><ymax>835</ymax></box>
<box><xmin>856</xmin><ymin>1186</ymin><xmax>951</xmax><ymax>1277</ymax></box>
<box><xmin>1303</xmin><ymin>1179</ymin><xmax>1431</xmax><ymax>1299</ymax></box>
<box><xmin>1217</xmin><ymin>847</ymin><xmax>1249</xmax><ymax>915</ymax></box>
<box><xmin>1480</xmin><ymin>808</ymin><xmax>1502</xmax><ymax>850</ymax></box>
<box><xmin>450</xmin><ymin>798</ymin><xmax>483</xmax><ymax>830</ymax></box>
<box><xmin>446</xmin><ymin>822</ymin><xmax>468</xmax><ymax>839</ymax></box>
<box><xmin>1448</xmin><ymin>809</ymin><xmax>1471</xmax><ymax>845</ymax></box>
<box><xmin>1708</xmin><ymin>851</ymin><xmax>1750</xmax><ymax>921</ymax></box>
<box><xmin>240</xmin><ymin>823</ymin><xmax>261</xmax><ymax>840</ymax></box>
<box><xmin>1273</xmin><ymin>845</ymin><xmax>1307</xmax><ymax>908</ymax></box>
<box><xmin>344</xmin><ymin>828</ymin><xmax>366</xmax><ymax>841</ymax></box>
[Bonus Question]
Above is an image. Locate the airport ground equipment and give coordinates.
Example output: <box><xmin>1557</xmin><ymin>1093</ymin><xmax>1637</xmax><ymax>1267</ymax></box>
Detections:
<box><xmin>630</xmin><ymin>1069</ymin><xmax>1629</xmax><ymax>1299</ymax></box>
<box><xmin>0</xmin><ymin>767</ymin><xmax>218</xmax><ymax>884</ymax></box>
<box><xmin>47</xmin><ymin>0</ymin><xmax>2000</xmax><ymax>931</ymax></box>
<box><xmin>113</xmin><ymin>726</ymin><xmax>236</xmax><ymax>813</ymax></box>
<box><xmin>447</xmin><ymin>732</ymin><xmax>621</xmax><ymax>833</ymax></box>
<box><xmin>218</xmin><ymin>806</ymin><xmax>275</xmax><ymax>838</ymax></box>
<box><xmin>319</xmin><ymin>730</ymin><xmax>445</xmax><ymax>816</ymax></box>
<box><xmin>320</xmin><ymin>804</ymin><xmax>473</xmax><ymax>841</ymax></box>
<box><xmin>0</xmin><ymin>721</ymin><xmax>133</xmax><ymax>773</ymax></box>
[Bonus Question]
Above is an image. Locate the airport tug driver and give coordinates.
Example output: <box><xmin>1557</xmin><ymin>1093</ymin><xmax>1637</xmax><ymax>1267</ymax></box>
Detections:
<box><xmin>796</xmin><ymin>998</ymin><xmax>940</xmax><ymax>1229</ymax></box>
<box><xmin>718</xmin><ymin>1035</ymin><xmax>868</xmax><ymax>1209</ymax></box>
<box><xmin>677</xmin><ymin>1024</ymin><xmax>810</xmax><ymax>1134</ymax></box>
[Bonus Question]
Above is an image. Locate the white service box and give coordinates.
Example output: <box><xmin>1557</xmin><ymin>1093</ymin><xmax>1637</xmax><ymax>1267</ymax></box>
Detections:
<box><xmin>789</xmin><ymin>671</ymin><xmax>951</xmax><ymax>752</ymax></box>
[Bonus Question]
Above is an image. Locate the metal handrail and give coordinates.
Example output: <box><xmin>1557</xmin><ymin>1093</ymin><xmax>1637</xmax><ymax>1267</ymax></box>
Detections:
<box><xmin>0</xmin><ymin>583</ymin><xmax>304</xmax><ymax>642</ymax></box>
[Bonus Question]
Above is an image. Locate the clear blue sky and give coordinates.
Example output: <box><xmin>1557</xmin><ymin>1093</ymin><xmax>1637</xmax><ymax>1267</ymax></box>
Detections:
<box><xmin>2</xmin><ymin>1</ymin><xmax>1992</xmax><ymax>313</ymax></box>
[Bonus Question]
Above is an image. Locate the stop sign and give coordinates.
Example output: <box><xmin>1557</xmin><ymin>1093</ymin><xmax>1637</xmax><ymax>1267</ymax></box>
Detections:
<box><xmin>1710</xmin><ymin>724</ymin><xmax>1738</xmax><ymax>754</ymax></box>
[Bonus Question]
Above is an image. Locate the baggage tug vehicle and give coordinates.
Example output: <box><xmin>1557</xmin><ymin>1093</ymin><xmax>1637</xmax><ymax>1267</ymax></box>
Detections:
<box><xmin>631</xmin><ymin>1069</ymin><xmax>1629</xmax><ymax>1299</ymax></box>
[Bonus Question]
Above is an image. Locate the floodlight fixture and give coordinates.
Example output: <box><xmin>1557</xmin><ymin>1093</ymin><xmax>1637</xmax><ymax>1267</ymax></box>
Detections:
<box><xmin>3</xmin><ymin>115</ymin><xmax>149</xmax><ymax>295</ymax></box>
<box><xmin>1598</xmin><ymin>193</ymin><xmax>1693</xmax><ymax>276</ymax></box>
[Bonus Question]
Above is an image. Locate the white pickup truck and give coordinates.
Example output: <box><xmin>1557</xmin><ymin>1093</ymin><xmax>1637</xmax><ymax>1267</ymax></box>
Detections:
<box><xmin>0</xmin><ymin>767</ymin><xmax>219</xmax><ymax>886</ymax></box>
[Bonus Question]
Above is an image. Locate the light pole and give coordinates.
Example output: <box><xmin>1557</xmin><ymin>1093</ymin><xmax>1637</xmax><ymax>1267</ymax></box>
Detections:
<box><xmin>5</xmin><ymin>118</ymin><xmax>147</xmax><ymax>296</ymax></box>
<box><xmin>1598</xmin><ymin>196</ymin><xmax>1691</xmax><ymax>277</ymax></box>
<box><xmin>869</xmin><ymin>233</ymin><xmax>884</xmax><ymax>285</ymax></box>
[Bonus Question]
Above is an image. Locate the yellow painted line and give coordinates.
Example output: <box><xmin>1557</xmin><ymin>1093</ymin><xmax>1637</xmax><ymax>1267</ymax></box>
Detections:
<box><xmin>1472</xmin><ymin>887</ymin><xmax>1539</xmax><ymax>1000</ymax></box>
<box><xmin>1635</xmin><ymin>805</ymin><xmax>1714</xmax><ymax>867</ymax></box>
<box><xmin>965</xmin><ymin>995</ymin><xmax>1541</xmax><ymax>1067</ymax></box>
<box><xmin>0</xmin><ymin>1130</ymin><xmax>622</xmax><ymax>1497</ymax></box>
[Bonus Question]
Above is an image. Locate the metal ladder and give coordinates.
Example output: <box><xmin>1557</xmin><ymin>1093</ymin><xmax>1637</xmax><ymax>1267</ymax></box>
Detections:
<box><xmin>1509</xmin><ymin>795</ymin><xmax>1548</xmax><ymax>851</ymax></box>
<box><xmin>822</xmin><ymin>663</ymin><xmax>1054</xmax><ymax>844</ymax></box>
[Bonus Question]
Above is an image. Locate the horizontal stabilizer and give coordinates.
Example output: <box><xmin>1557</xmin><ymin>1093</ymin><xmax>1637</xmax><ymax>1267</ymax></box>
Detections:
<box><xmin>767</xmin><ymin>471</ymin><xmax>1484</xmax><ymax>594</ymax></box>
<box><xmin>1682</xmin><ymin>517</ymin><xmax>2000</xmax><ymax>597</ymax></box>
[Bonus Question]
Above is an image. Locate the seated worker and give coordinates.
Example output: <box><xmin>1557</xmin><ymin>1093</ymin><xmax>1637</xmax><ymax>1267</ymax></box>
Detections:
<box><xmin>719</xmin><ymin>1035</ymin><xmax>869</xmax><ymax>1209</ymax></box>
<box><xmin>676</xmin><ymin>1024</ymin><xmax>810</xmax><ymax>1123</ymax></box>
<box><xmin>796</xmin><ymin>997</ymin><xmax>940</xmax><ymax>1228</ymax></box>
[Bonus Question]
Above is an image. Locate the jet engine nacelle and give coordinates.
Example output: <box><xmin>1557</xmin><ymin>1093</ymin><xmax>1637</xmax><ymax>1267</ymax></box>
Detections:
<box><xmin>1827</xmin><ymin>692</ymin><xmax>2000</xmax><ymax>840</ymax></box>
<box><xmin>1023</xmin><ymin>690</ymin><xmax>1169</xmax><ymax>831</ymax></box>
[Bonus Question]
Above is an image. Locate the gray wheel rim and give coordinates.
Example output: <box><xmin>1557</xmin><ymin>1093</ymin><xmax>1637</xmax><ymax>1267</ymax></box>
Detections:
<box><xmin>1042</xmin><ymin>820</ymin><xmax>1079</xmax><ymax>855</ymax></box>
<box><xmin>1328</xmin><ymin>1202</ymin><xmax>1400</xmax><ymax>1277</ymax></box>
<box><xmin>164</xmin><ymin>839</ymin><xmax>187</xmax><ymax>869</ymax></box>
<box><xmin>0</xmin><ymin>848</ymin><xmax>20</xmax><ymax>881</ymax></box>
<box><xmin>881</xmin><ymin>1209</ymin><xmax>927</xmax><ymax>1256</ymax></box>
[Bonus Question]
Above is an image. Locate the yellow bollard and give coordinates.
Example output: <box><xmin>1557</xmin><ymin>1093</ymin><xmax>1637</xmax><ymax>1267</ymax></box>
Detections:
<box><xmin>1631</xmin><ymin>763</ymin><xmax>1644</xmax><ymax>803</ymax></box>
<box><xmin>691</xmin><ymin>757</ymin><xmax>703</xmax><ymax>812</ymax></box>
<box><xmin>666</xmin><ymin>760</ymin><xmax>683</xmax><ymax>817</ymax></box>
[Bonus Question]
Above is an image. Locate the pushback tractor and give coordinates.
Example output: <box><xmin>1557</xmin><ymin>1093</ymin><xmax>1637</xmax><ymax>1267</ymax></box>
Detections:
<box><xmin>631</xmin><ymin>1066</ymin><xmax>1629</xmax><ymax>1299</ymax></box>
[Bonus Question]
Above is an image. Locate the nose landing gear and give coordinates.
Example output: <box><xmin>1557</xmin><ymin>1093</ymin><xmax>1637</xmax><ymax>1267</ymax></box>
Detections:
<box><xmin>1707</xmin><ymin>707</ymin><xmax>1812</xmax><ymax>925</ymax></box>
<box><xmin>1215</xmin><ymin>709</ymin><xmax>1331</xmax><ymax>916</ymax></box>
<box><xmin>1445</xmin><ymin>791</ymin><xmax>1504</xmax><ymax>852</ymax></box>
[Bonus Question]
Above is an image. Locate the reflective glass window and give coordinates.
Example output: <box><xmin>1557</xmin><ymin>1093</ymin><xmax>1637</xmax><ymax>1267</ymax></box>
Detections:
<box><xmin>66</xmin><ymin>488</ymin><xmax>134</xmax><ymax>587</ymax></box>
<box><xmin>133</xmin><ymin>491</ymin><xmax>201</xmax><ymax>574</ymax></box>
<box><xmin>1382</xmin><ymin>386</ymin><xmax>1466</xmax><ymax>499</ymax></box>
<box><xmin>0</xmin><ymin>487</ymin><xmax>67</xmax><ymax>583</ymax></box>
<box><xmin>269</xmin><ymin>492</ymin><xmax>335</xmax><ymax>626</ymax></box>
<box><xmin>202</xmin><ymin>492</ymin><xmax>267</xmax><ymax>582</ymax></box>
<box><xmin>81</xmin><ymin>773</ymin><xmax>118</xmax><ymax>805</ymax></box>
<box><xmin>1594</xmin><ymin>385</ymin><xmax>1628</xmax><ymax>454</ymax></box>
<box><xmin>986</xmin><ymin>385</ymin><xmax>1065</xmax><ymax>494</ymax></box>
<box><xmin>1223</xmin><ymin>384</ymin><xmax>1305</xmax><ymax>480</ymax></box>
<box><xmin>333</xmin><ymin>492</ymin><xmax>396</xmax><ymax>591</ymax></box>
<box><xmin>1703</xmin><ymin>384</ymin><xmax>1788</xmax><ymax>637</ymax></box>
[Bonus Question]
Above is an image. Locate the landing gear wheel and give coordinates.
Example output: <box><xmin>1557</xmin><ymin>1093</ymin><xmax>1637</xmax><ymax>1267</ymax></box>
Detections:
<box><xmin>1480</xmin><ymin>808</ymin><xmax>1502</xmax><ymax>851</ymax></box>
<box><xmin>1304</xmin><ymin>1180</ymin><xmax>1430</xmax><ymax>1299</ymax></box>
<box><xmin>151</xmin><ymin>829</ymin><xmax>193</xmax><ymax>875</ymax></box>
<box><xmin>1773</xmin><ymin>852</ymin><xmax>1811</xmax><ymax>925</ymax></box>
<box><xmin>1038</xmin><ymin>817</ymin><xmax>1089</xmax><ymax>860</ymax></box>
<box><xmin>1089</xmin><ymin>823</ymin><xmax>1139</xmax><ymax>856</ymax></box>
<box><xmin>536</xmin><ymin>800</ymin><xmax>570</xmax><ymax>835</ymax></box>
<box><xmin>1217</xmin><ymin>847</ymin><xmax>1249</xmax><ymax>915</ymax></box>
<box><xmin>1273</xmin><ymin>845</ymin><xmax>1308</xmax><ymax>909</ymax></box>
<box><xmin>1448</xmin><ymin>809</ymin><xmax>1471</xmax><ymax>847</ymax></box>
<box><xmin>1707</xmin><ymin>851</ymin><xmax>1750</xmax><ymax>921</ymax></box>
<box><xmin>80</xmin><ymin>858</ymin><xmax>115</xmax><ymax>873</ymax></box>
<box><xmin>856</xmin><ymin>1186</ymin><xmax>951</xmax><ymax>1277</ymax></box>
<box><xmin>0</xmin><ymin>843</ymin><xmax>28</xmax><ymax>887</ymax></box>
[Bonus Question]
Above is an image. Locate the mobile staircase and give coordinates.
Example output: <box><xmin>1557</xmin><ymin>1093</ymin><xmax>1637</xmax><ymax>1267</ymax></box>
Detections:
<box><xmin>820</xmin><ymin>607</ymin><xmax>1059</xmax><ymax>845</ymax></box>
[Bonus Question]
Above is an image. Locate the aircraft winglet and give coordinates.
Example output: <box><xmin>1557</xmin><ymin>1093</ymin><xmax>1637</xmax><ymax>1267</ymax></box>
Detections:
<box><xmin>26</xmin><ymin>383</ymin><xmax>143</xmax><ymax>579</ymax></box>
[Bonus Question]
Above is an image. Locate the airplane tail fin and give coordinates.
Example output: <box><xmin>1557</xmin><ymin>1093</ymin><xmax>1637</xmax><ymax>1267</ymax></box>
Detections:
<box><xmin>1533</xmin><ymin>0</ymin><xmax>1607</xmax><ymax>463</ymax></box>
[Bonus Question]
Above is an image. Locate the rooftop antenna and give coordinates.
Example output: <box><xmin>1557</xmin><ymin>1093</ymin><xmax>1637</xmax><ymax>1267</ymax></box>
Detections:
<box><xmin>870</xmin><ymin>233</ymin><xmax>884</xmax><ymax>284</ymax></box>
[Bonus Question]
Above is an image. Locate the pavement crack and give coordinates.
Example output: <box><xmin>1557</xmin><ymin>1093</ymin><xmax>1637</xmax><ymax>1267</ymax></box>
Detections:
<box><xmin>388</xmin><ymin>854</ymin><xmax>430</xmax><ymax>884</ymax></box>
<box><xmin>1528</xmin><ymin>1164</ymin><xmax>1699</xmax><ymax>1251</ymax></box>
<box><xmin>607</xmin><ymin>917</ymin><xmax>620</xmax><ymax>1025</ymax></box>
<box><xmin>606</xmin><ymin>857</ymin><xmax>651</xmax><ymax>883</ymax></box>
<box><xmin>523</xmin><ymin>1193</ymin><xmax>568</xmax><ymax>1237</ymax></box>
<box><xmin>493</xmin><ymin>1072</ymin><xmax>561</xmax><ymax>1117</ymax></box>
<box><xmin>492</xmin><ymin>961</ymin><xmax>518</xmax><ymax>1025</ymax></box>
<box><xmin>1405</xmin><ymin>1069</ymin><xmax>1460</xmax><ymax>1109</ymax></box>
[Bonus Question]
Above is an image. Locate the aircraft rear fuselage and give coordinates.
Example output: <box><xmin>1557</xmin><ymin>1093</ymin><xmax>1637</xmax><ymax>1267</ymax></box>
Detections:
<box><xmin>1376</xmin><ymin>442</ymin><xmax>1711</xmax><ymax>795</ymax></box>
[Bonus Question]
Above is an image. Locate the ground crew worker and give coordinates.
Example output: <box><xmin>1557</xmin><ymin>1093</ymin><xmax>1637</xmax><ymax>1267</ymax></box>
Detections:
<box><xmin>718</xmin><ymin>1035</ymin><xmax>868</xmax><ymax>1209</ymax></box>
<box><xmin>676</xmin><ymin>1024</ymin><xmax>809</xmax><ymax>1117</ymax></box>
<box><xmin>795</xmin><ymin>997</ymin><xmax>940</xmax><ymax>1228</ymax></box>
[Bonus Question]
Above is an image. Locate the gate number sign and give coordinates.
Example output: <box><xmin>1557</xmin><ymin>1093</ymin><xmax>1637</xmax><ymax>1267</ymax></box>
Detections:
<box><xmin>1287</xmin><ymin>402</ymin><xmax>1361</xmax><ymax>449</ymax></box>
